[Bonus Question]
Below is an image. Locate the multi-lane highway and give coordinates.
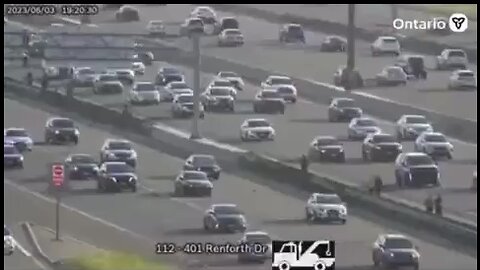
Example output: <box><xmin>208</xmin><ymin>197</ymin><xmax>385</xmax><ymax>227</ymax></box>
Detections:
<box><xmin>4</xmin><ymin>95</ymin><xmax>477</xmax><ymax>269</ymax></box>
<box><xmin>81</xmin><ymin>4</ymin><xmax>477</xmax><ymax>121</ymax></box>
<box><xmin>14</xmin><ymin>56</ymin><xmax>476</xmax><ymax>223</ymax></box>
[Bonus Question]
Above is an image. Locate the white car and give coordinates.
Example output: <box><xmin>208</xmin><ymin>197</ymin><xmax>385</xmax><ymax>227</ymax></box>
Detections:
<box><xmin>274</xmin><ymin>84</ymin><xmax>297</xmax><ymax>103</ymax></box>
<box><xmin>395</xmin><ymin>115</ymin><xmax>434</xmax><ymax>140</ymax></box>
<box><xmin>161</xmin><ymin>81</ymin><xmax>192</xmax><ymax>102</ymax></box>
<box><xmin>129</xmin><ymin>82</ymin><xmax>160</xmax><ymax>105</ymax></box>
<box><xmin>191</xmin><ymin>6</ymin><xmax>217</xmax><ymax>19</ymax></box>
<box><xmin>215</xmin><ymin>71</ymin><xmax>244</xmax><ymax>91</ymax></box>
<box><xmin>206</xmin><ymin>79</ymin><xmax>237</xmax><ymax>98</ymax></box>
<box><xmin>73</xmin><ymin>67</ymin><xmax>96</xmax><ymax>87</ymax></box>
<box><xmin>100</xmin><ymin>139</ymin><xmax>138</xmax><ymax>168</ymax></box>
<box><xmin>93</xmin><ymin>74</ymin><xmax>124</xmax><ymax>94</ymax></box>
<box><xmin>375</xmin><ymin>66</ymin><xmax>408</xmax><ymax>86</ymax></box>
<box><xmin>218</xmin><ymin>29</ymin><xmax>244</xmax><ymax>46</ymax></box>
<box><xmin>414</xmin><ymin>132</ymin><xmax>453</xmax><ymax>159</ymax></box>
<box><xmin>146</xmin><ymin>20</ymin><xmax>165</xmax><ymax>36</ymax></box>
<box><xmin>347</xmin><ymin>117</ymin><xmax>382</xmax><ymax>140</ymax></box>
<box><xmin>4</xmin><ymin>128</ymin><xmax>33</xmax><ymax>151</ymax></box>
<box><xmin>240</xmin><ymin>118</ymin><xmax>275</xmax><ymax>141</ymax></box>
<box><xmin>261</xmin><ymin>75</ymin><xmax>294</xmax><ymax>88</ymax></box>
<box><xmin>131</xmin><ymin>62</ymin><xmax>145</xmax><ymax>75</ymax></box>
<box><xmin>237</xmin><ymin>231</ymin><xmax>272</xmax><ymax>263</ymax></box>
<box><xmin>171</xmin><ymin>94</ymin><xmax>205</xmax><ymax>118</ymax></box>
<box><xmin>4</xmin><ymin>226</ymin><xmax>15</xmax><ymax>256</ymax></box>
<box><xmin>371</xmin><ymin>36</ymin><xmax>400</xmax><ymax>56</ymax></box>
<box><xmin>201</xmin><ymin>87</ymin><xmax>235</xmax><ymax>112</ymax></box>
<box><xmin>180</xmin><ymin>18</ymin><xmax>204</xmax><ymax>36</ymax></box>
<box><xmin>448</xmin><ymin>69</ymin><xmax>477</xmax><ymax>90</ymax></box>
<box><xmin>110</xmin><ymin>69</ymin><xmax>135</xmax><ymax>84</ymax></box>
<box><xmin>436</xmin><ymin>49</ymin><xmax>468</xmax><ymax>70</ymax></box>
<box><xmin>305</xmin><ymin>193</ymin><xmax>347</xmax><ymax>224</ymax></box>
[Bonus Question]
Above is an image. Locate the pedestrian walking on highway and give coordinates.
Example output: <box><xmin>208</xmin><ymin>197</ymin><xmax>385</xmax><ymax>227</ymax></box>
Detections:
<box><xmin>41</xmin><ymin>75</ymin><xmax>48</xmax><ymax>93</ymax></box>
<box><xmin>434</xmin><ymin>194</ymin><xmax>443</xmax><ymax>216</ymax></box>
<box><xmin>26</xmin><ymin>72</ymin><xmax>33</xmax><ymax>86</ymax></box>
<box><xmin>424</xmin><ymin>195</ymin><xmax>434</xmax><ymax>214</ymax></box>
<box><xmin>370</xmin><ymin>175</ymin><xmax>383</xmax><ymax>196</ymax></box>
<box><xmin>300</xmin><ymin>154</ymin><xmax>309</xmax><ymax>173</ymax></box>
<box><xmin>22</xmin><ymin>51</ymin><xmax>29</xmax><ymax>67</ymax></box>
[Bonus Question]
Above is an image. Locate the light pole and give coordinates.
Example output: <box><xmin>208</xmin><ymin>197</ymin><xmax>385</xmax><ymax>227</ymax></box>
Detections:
<box><xmin>190</xmin><ymin>32</ymin><xmax>201</xmax><ymax>139</ymax></box>
<box><xmin>347</xmin><ymin>4</ymin><xmax>355</xmax><ymax>71</ymax></box>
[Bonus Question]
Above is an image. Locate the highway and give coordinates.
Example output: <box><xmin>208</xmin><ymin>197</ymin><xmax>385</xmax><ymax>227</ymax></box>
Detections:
<box><xmin>3</xmin><ymin>97</ymin><xmax>477</xmax><ymax>269</ymax></box>
<box><xmin>16</xmin><ymin>56</ymin><xmax>476</xmax><ymax>223</ymax></box>
<box><xmin>226</xmin><ymin>4</ymin><xmax>478</xmax><ymax>51</ymax></box>
<box><xmin>80</xmin><ymin>4</ymin><xmax>477</xmax><ymax>121</ymax></box>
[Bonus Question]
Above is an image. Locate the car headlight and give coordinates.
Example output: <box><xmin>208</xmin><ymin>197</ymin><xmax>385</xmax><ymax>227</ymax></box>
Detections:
<box><xmin>128</xmin><ymin>177</ymin><xmax>136</xmax><ymax>182</ymax></box>
<box><xmin>408</xmin><ymin>172</ymin><xmax>413</xmax><ymax>180</ymax></box>
<box><xmin>107</xmin><ymin>153</ymin><xmax>115</xmax><ymax>158</ymax></box>
<box><xmin>448</xmin><ymin>143</ymin><xmax>454</xmax><ymax>151</ymax></box>
<box><xmin>54</xmin><ymin>130</ymin><xmax>60</xmax><ymax>134</ymax></box>
<box><xmin>388</xmin><ymin>252</ymin><xmax>395</xmax><ymax>258</ymax></box>
<box><xmin>411</xmin><ymin>252</ymin><xmax>420</xmax><ymax>259</ymax></box>
<box><xmin>340</xmin><ymin>208</ymin><xmax>347</xmax><ymax>214</ymax></box>
<box><xmin>19</xmin><ymin>156</ymin><xmax>24</xmax><ymax>161</ymax></box>
<box><xmin>397</xmin><ymin>144</ymin><xmax>403</xmax><ymax>151</ymax></box>
<box><xmin>426</xmin><ymin>126</ymin><xmax>433</xmax><ymax>132</ymax></box>
<box><xmin>73</xmin><ymin>166</ymin><xmax>78</xmax><ymax>171</ymax></box>
<box><xmin>339</xmin><ymin>148</ymin><xmax>344</xmax><ymax>152</ymax></box>
<box><xmin>320</xmin><ymin>149</ymin><xmax>326</xmax><ymax>153</ymax></box>
<box><xmin>374</xmin><ymin>145</ymin><xmax>381</xmax><ymax>150</ymax></box>
<box><xmin>316</xmin><ymin>208</ymin><xmax>326</xmax><ymax>214</ymax></box>
<box><xmin>357</xmin><ymin>109</ymin><xmax>363</xmax><ymax>115</ymax></box>
<box><xmin>110</xmin><ymin>177</ymin><xmax>117</xmax><ymax>182</ymax></box>
<box><xmin>131</xmin><ymin>151</ymin><xmax>137</xmax><ymax>159</ymax></box>
<box><xmin>407</xmin><ymin>127</ymin><xmax>415</xmax><ymax>132</ymax></box>
<box><xmin>74</xmin><ymin>129</ymin><xmax>80</xmax><ymax>135</ymax></box>
<box><xmin>4</xmin><ymin>238</ymin><xmax>13</xmax><ymax>246</ymax></box>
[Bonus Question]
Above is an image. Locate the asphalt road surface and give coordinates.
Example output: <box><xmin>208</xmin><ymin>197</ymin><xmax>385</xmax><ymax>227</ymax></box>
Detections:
<box><xmin>15</xmin><ymin>57</ymin><xmax>476</xmax><ymax>223</ymax></box>
<box><xmin>79</xmin><ymin>4</ymin><xmax>478</xmax><ymax>121</ymax></box>
<box><xmin>3</xmin><ymin>97</ymin><xmax>477</xmax><ymax>270</ymax></box>
<box><xmin>235</xmin><ymin>4</ymin><xmax>478</xmax><ymax>50</ymax></box>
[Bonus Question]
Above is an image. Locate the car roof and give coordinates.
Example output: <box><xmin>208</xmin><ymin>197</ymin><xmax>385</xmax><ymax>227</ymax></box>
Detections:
<box><xmin>70</xmin><ymin>153</ymin><xmax>93</xmax><ymax>157</ymax></box>
<box><xmin>379</xmin><ymin>36</ymin><xmax>397</xmax><ymax>40</ymax></box>
<box><xmin>103</xmin><ymin>161</ymin><xmax>128</xmax><ymax>166</ymax></box>
<box><xmin>212</xmin><ymin>78</ymin><xmax>231</xmax><ymax>82</ymax></box>
<box><xmin>353</xmin><ymin>117</ymin><xmax>374</xmax><ymax>121</ymax></box>
<box><xmin>260</xmin><ymin>89</ymin><xmax>278</xmax><ymax>94</ymax></box>
<box><xmin>106</xmin><ymin>138</ymin><xmax>130</xmax><ymax>144</ymax></box>
<box><xmin>312</xmin><ymin>192</ymin><xmax>339</xmax><ymax>197</ymax></box>
<box><xmin>132</xmin><ymin>62</ymin><xmax>143</xmax><ymax>65</ymax></box>
<box><xmin>385</xmin><ymin>66</ymin><xmax>403</xmax><ymax>70</ymax></box>
<box><xmin>445</xmin><ymin>48</ymin><xmax>465</xmax><ymax>53</ymax></box>
<box><xmin>190</xmin><ymin>154</ymin><xmax>214</xmax><ymax>159</ymax></box>
<box><xmin>245</xmin><ymin>231</ymin><xmax>269</xmax><ymax>236</ymax></box>
<box><xmin>212</xmin><ymin>203</ymin><xmax>237</xmax><ymax>208</ymax></box>
<box><xmin>402</xmin><ymin>114</ymin><xmax>426</xmax><ymax>119</ymax></box>
<box><xmin>454</xmin><ymin>69</ymin><xmax>474</xmax><ymax>74</ymax></box>
<box><xmin>5</xmin><ymin>127</ymin><xmax>26</xmax><ymax>131</ymax></box>
<box><xmin>314</xmin><ymin>136</ymin><xmax>337</xmax><ymax>141</ymax></box>
<box><xmin>149</xmin><ymin>20</ymin><xmax>163</xmax><ymax>23</ymax></box>
<box><xmin>246</xmin><ymin>118</ymin><xmax>268</xmax><ymax>122</ymax></box>
<box><xmin>421</xmin><ymin>132</ymin><xmax>445</xmax><ymax>137</ymax></box>
<box><xmin>286</xmin><ymin>23</ymin><xmax>302</xmax><ymax>27</ymax></box>
<box><xmin>48</xmin><ymin>117</ymin><xmax>72</xmax><ymax>121</ymax></box>
<box><xmin>401</xmin><ymin>54</ymin><xmax>424</xmax><ymax>59</ymax></box>
<box><xmin>221</xmin><ymin>16</ymin><xmax>236</xmax><ymax>20</ymax></box>
<box><xmin>382</xmin><ymin>234</ymin><xmax>409</xmax><ymax>240</ymax></box>
<box><xmin>404</xmin><ymin>152</ymin><xmax>429</xmax><ymax>157</ymax></box>
<box><xmin>135</xmin><ymin>81</ymin><xmax>153</xmax><ymax>85</ymax></box>
<box><xmin>371</xmin><ymin>133</ymin><xmax>393</xmax><ymax>138</ymax></box>
<box><xmin>268</xmin><ymin>75</ymin><xmax>291</xmax><ymax>80</ymax></box>
<box><xmin>176</xmin><ymin>93</ymin><xmax>193</xmax><ymax>98</ymax></box>
<box><xmin>274</xmin><ymin>84</ymin><xmax>296</xmax><ymax>89</ymax></box>
<box><xmin>210</xmin><ymin>86</ymin><xmax>234</xmax><ymax>90</ymax></box>
<box><xmin>333</xmin><ymin>97</ymin><xmax>354</xmax><ymax>102</ymax></box>
<box><xmin>183</xmin><ymin>170</ymin><xmax>207</xmax><ymax>174</ymax></box>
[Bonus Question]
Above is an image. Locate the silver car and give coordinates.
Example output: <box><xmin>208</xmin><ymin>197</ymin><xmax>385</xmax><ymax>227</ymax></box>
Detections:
<box><xmin>99</xmin><ymin>139</ymin><xmax>138</xmax><ymax>168</ymax></box>
<box><xmin>161</xmin><ymin>81</ymin><xmax>192</xmax><ymax>102</ymax></box>
<box><xmin>395</xmin><ymin>115</ymin><xmax>433</xmax><ymax>140</ymax></box>
<box><xmin>414</xmin><ymin>132</ymin><xmax>453</xmax><ymax>159</ymax></box>
<box><xmin>4</xmin><ymin>128</ymin><xmax>33</xmax><ymax>152</ymax></box>
<box><xmin>171</xmin><ymin>94</ymin><xmax>205</xmax><ymax>118</ymax></box>
<box><xmin>448</xmin><ymin>69</ymin><xmax>477</xmax><ymax>90</ymax></box>
<box><xmin>347</xmin><ymin>117</ymin><xmax>382</xmax><ymax>140</ymax></box>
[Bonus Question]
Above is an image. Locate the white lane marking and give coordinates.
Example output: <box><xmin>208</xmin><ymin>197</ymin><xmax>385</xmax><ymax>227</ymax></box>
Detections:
<box><xmin>13</xmin><ymin>238</ymin><xmax>31</xmax><ymax>257</ymax></box>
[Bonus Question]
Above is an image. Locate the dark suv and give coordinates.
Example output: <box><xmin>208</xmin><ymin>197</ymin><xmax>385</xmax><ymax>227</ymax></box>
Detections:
<box><xmin>96</xmin><ymin>162</ymin><xmax>137</xmax><ymax>192</ymax></box>
<box><xmin>395</xmin><ymin>55</ymin><xmax>427</xmax><ymax>79</ymax></box>
<box><xmin>394</xmin><ymin>152</ymin><xmax>440</xmax><ymax>187</ymax></box>
<box><xmin>279</xmin><ymin>24</ymin><xmax>305</xmax><ymax>43</ymax></box>
<box><xmin>44</xmin><ymin>117</ymin><xmax>79</xmax><ymax>145</ymax></box>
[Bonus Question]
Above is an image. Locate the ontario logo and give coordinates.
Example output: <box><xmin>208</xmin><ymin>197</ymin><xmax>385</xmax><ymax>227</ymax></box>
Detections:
<box><xmin>392</xmin><ymin>13</ymin><xmax>468</xmax><ymax>33</ymax></box>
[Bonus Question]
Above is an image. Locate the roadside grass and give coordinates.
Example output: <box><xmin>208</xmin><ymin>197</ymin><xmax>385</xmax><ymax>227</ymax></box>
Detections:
<box><xmin>65</xmin><ymin>251</ymin><xmax>172</xmax><ymax>270</ymax></box>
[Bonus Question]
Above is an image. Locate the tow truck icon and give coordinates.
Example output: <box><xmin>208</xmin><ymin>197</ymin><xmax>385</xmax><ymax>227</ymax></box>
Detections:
<box><xmin>273</xmin><ymin>241</ymin><xmax>335</xmax><ymax>270</ymax></box>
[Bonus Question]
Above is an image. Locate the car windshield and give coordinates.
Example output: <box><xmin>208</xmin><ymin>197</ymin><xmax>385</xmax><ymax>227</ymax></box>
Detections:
<box><xmin>425</xmin><ymin>135</ymin><xmax>447</xmax><ymax>142</ymax></box>
<box><xmin>165</xmin><ymin>75</ymin><xmax>183</xmax><ymax>83</ymax></box>
<box><xmin>405</xmin><ymin>116</ymin><xmax>427</xmax><ymax>124</ymax></box>
<box><xmin>449</xmin><ymin>50</ymin><xmax>466</xmax><ymax>57</ymax></box>
<box><xmin>248</xmin><ymin>120</ymin><xmax>270</xmax><ymax>127</ymax></box>
<box><xmin>317</xmin><ymin>138</ymin><xmax>340</xmax><ymax>146</ymax></box>
<box><xmin>173</xmin><ymin>90</ymin><xmax>192</xmax><ymax>95</ymax></box>
<box><xmin>178</xmin><ymin>95</ymin><xmax>193</xmax><ymax>103</ymax></box>
<box><xmin>336</xmin><ymin>99</ymin><xmax>355</xmax><ymax>108</ymax></box>
<box><xmin>100</xmin><ymin>75</ymin><xmax>117</xmax><ymax>81</ymax></box>
<box><xmin>132</xmin><ymin>63</ymin><xmax>143</xmax><ymax>68</ymax></box>
<box><xmin>288</xmin><ymin>26</ymin><xmax>303</xmax><ymax>34</ymax></box>
<box><xmin>213</xmin><ymin>80</ymin><xmax>233</xmax><ymax>87</ymax></box>
<box><xmin>219</xmin><ymin>72</ymin><xmax>238</xmax><ymax>78</ymax></box>
<box><xmin>108</xmin><ymin>141</ymin><xmax>132</xmax><ymax>150</ymax></box>
<box><xmin>387</xmin><ymin>68</ymin><xmax>405</xmax><ymax>77</ymax></box>
<box><xmin>458</xmin><ymin>72</ymin><xmax>475</xmax><ymax>77</ymax></box>
<box><xmin>406</xmin><ymin>155</ymin><xmax>434</xmax><ymax>166</ymax></box>
<box><xmin>192</xmin><ymin>156</ymin><xmax>215</xmax><ymax>166</ymax></box>
<box><xmin>189</xmin><ymin>20</ymin><xmax>203</xmax><ymax>27</ymax></box>
<box><xmin>183</xmin><ymin>172</ymin><xmax>208</xmax><ymax>180</ymax></box>
<box><xmin>135</xmin><ymin>83</ymin><xmax>155</xmax><ymax>91</ymax></box>
<box><xmin>261</xmin><ymin>91</ymin><xmax>281</xmax><ymax>98</ymax></box>
<box><xmin>162</xmin><ymin>68</ymin><xmax>180</xmax><ymax>75</ymax></box>
<box><xmin>382</xmin><ymin>38</ymin><xmax>397</xmax><ymax>43</ymax></box>
<box><xmin>150</xmin><ymin>21</ymin><xmax>163</xmax><ymax>26</ymax></box>
<box><xmin>225</xmin><ymin>29</ymin><xmax>241</xmax><ymax>35</ymax></box>
<box><xmin>214</xmin><ymin>205</ymin><xmax>241</xmax><ymax>215</ymax></box>
<box><xmin>271</xmin><ymin>78</ymin><xmax>292</xmax><ymax>85</ymax></box>
<box><xmin>408</xmin><ymin>57</ymin><xmax>424</xmax><ymax>66</ymax></box>
<box><xmin>211</xmin><ymin>88</ymin><xmax>231</xmax><ymax>96</ymax></box>
<box><xmin>52</xmin><ymin>119</ymin><xmax>74</xmax><ymax>128</ymax></box>
<box><xmin>385</xmin><ymin>238</ymin><xmax>413</xmax><ymax>249</ymax></box>
<box><xmin>78</xmin><ymin>68</ymin><xmax>94</xmax><ymax>74</ymax></box>
<box><xmin>314</xmin><ymin>195</ymin><xmax>342</xmax><ymax>204</ymax></box>
<box><xmin>222</xmin><ymin>19</ymin><xmax>239</xmax><ymax>29</ymax></box>
<box><xmin>71</xmin><ymin>155</ymin><xmax>95</xmax><ymax>164</ymax></box>
<box><xmin>5</xmin><ymin>130</ymin><xmax>28</xmax><ymax>137</ymax></box>
<box><xmin>356</xmin><ymin>119</ymin><xmax>377</xmax><ymax>127</ymax></box>
<box><xmin>4</xmin><ymin>146</ymin><xmax>18</xmax><ymax>154</ymax></box>
<box><xmin>246</xmin><ymin>234</ymin><xmax>271</xmax><ymax>244</ymax></box>
<box><xmin>277</xmin><ymin>87</ymin><xmax>294</xmax><ymax>94</ymax></box>
<box><xmin>106</xmin><ymin>163</ymin><xmax>134</xmax><ymax>173</ymax></box>
<box><xmin>170</xmin><ymin>82</ymin><xmax>189</xmax><ymax>89</ymax></box>
<box><xmin>4</xmin><ymin>227</ymin><xmax>11</xmax><ymax>236</ymax></box>
<box><xmin>373</xmin><ymin>135</ymin><xmax>395</xmax><ymax>143</ymax></box>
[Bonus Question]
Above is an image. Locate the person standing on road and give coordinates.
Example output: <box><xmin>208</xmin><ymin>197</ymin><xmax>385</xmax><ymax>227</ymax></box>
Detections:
<box><xmin>22</xmin><ymin>51</ymin><xmax>29</xmax><ymax>67</ymax></box>
<box><xmin>434</xmin><ymin>194</ymin><xmax>443</xmax><ymax>216</ymax></box>
<box><xmin>300</xmin><ymin>154</ymin><xmax>309</xmax><ymax>173</ymax></box>
<box><xmin>424</xmin><ymin>195</ymin><xmax>434</xmax><ymax>214</ymax></box>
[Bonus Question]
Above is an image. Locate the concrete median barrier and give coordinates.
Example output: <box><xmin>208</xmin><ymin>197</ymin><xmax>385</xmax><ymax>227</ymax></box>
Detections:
<box><xmin>208</xmin><ymin>4</ymin><xmax>477</xmax><ymax>64</ymax></box>
<box><xmin>5</xmin><ymin>76</ymin><xmax>476</xmax><ymax>251</ymax></box>
<box><xmin>238</xmin><ymin>151</ymin><xmax>477</xmax><ymax>250</ymax></box>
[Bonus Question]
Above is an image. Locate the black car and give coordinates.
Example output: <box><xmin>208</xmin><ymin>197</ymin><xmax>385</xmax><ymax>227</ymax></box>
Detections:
<box><xmin>308</xmin><ymin>136</ymin><xmax>345</xmax><ymax>162</ymax></box>
<box><xmin>65</xmin><ymin>154</ymin><xmax>98</xmax><ymax>180</ymax></box>
<box><xmin>44</xmin><ymin>117</ymin><xmax>79</xmax><ymax>145</ymax></box>
<box><xmin>394</xmin><ymin>153</ymin><xmax>440</xmax><ymax>188</ymax></box>
<box><xmin>328</xmin><ymin>98</ymin><xmax>363</xmax><ymax>122</ymax></box>
<box><xmin>320</xmin><ymin>36</ymin><xmax>347</xmax><ymax>52</ymax></box>
<box><xmin>203</xmin><ymin>204</ymin><xmax>247</xmax><ymax>233</ymax></box>
<box><xmin>183</xmin><ymin>154</ymin><xmax>221</xmax><ymax>180</ymax></box>
<box><xmin>279</xmin><ymin>24</ymin><xmax>305</xmax><ymax>43</ymax></box>
<box><xmin>253</xmin><ymin>90</ymin><xmax>286</xmax><ymax>114</ymax></box>
<box><xmin>217</xmin><ymin>17</ymin><xmax>239</xmax><ymax>33</ymax></box>
<box><xmin>201</xmin><ymin>87</ymin><xmax>235</xmax><ymax>112</ymax></box>
<box><xmin>174</xmin><ymin>171</ymin><xmax>213</xmax><ymax>197</ymax></box>
<box><xmin>115</xmin><ymin>5</ymin><xmax>139</xmax><ymax>22</ymax></box>
<box><xmin>156</xmin><ymin>71</ymin><xmax>184</xmax><ymax>86</ymax></box>
<box><xmin>4</xmin><ymin>144</ymin><xmax>24</xmax><ymax>169</ymax></box>
<box><xmin>395</xmin><ymin>55</ymin><xmax>427</xmax><ymax>79</ymax></box>
<box><xmin>96</xmin><ymin>162</ymin><xmax>137</xmax><ymax>192</ymax></box>
<box><xmin>362</xmin><ymin>133</ymin><xmax>402</xmax><ymax>162</ymax></box>
<box><xmin>372</xmin><ymin>234</ymin><xmax>420</xmax><ymax>270</ymax></box>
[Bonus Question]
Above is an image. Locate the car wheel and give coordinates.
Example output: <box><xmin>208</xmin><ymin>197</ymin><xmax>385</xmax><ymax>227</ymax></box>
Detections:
<box><xmin>341</xmin><ymin>219</ymin><xmax>346</xmax><ymax>225</ymax></box>
<box><xmin>447</xmin><ymin>152</ymin><xmax>452</xmax><ymax>160</ymax></box>
<box><xmin>131</xmin><ymin>184</ymin><xmax>137</xmax><ymax>192</ymax></box>
<box><xmin>230</xmin><ymin>106</ymin><xmax>235</xmax><ymax>112</ymax></box>
<box><xmin>18</xmin><ymin>163</ymin><xmax>24</xmax><ymax>169</ymax></box>
<box><xmin>291</xmin><ymin>98</ymin><xmax>297</xmax><ymax>103</ymax></box>
<box><xmin>338</xmin><ymin>155</ymin><xmax>346</xmax><ymax>163</ymax></box>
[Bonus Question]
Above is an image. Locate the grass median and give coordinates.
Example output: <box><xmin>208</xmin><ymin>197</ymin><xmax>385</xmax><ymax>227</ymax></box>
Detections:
<box><xmin>65</xmin><ymin>251</ymin><xmax>172</xmax><ymax>270</ymax></box>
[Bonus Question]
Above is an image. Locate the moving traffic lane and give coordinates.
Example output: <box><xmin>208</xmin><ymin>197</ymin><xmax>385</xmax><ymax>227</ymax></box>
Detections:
<box><xmin>4</xmin><ymin>99</ymin><xmax>476</xmax><ymax>269</ymax></box>
<box><xmin>34</xmin><ymin>57</ymin><xmax>477</xmax><ymax>222</ymax></box>
<box><xmin>88</xmin><ymin>4</ymin><xmax>477</xmax><ymax>120</ymax></box>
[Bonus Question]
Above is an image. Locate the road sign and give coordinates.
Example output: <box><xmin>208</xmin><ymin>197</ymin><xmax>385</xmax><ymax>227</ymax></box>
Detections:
<box><xmin>52</xmin><ymin>164</ymin><xmax>64</xmax><ymax>187</ymax></box>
